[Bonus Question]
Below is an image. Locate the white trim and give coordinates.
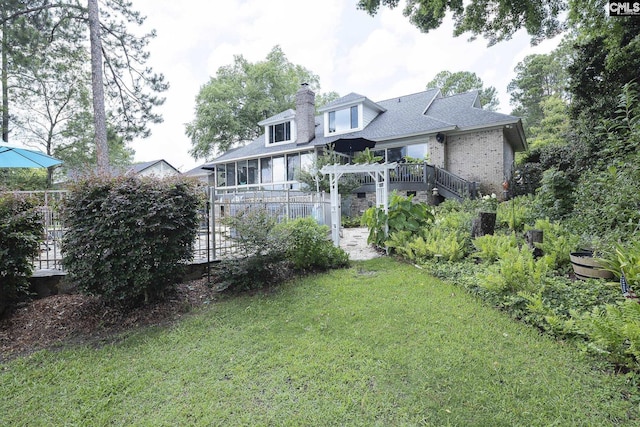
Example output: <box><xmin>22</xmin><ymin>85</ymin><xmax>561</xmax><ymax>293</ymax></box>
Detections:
<box><xmin>211</xmin><ymin>146</ymin><xmax>316</xmax><ymax>165</ymax></box>
<box><xmin>264</xmin><ymin>120</ymin><xmax>297</xmax><ymax>148</ymax></box>
<box><xmin>323</xmin><ymin>103</ymin><xmax>363</xmax><ymax>136</ymax></box>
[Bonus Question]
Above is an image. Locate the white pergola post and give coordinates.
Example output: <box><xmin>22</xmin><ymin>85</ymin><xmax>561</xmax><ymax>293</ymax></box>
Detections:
<box><xmin>320</xmin><ymin>162</ymin><xmax>397</xmax><ymax>247</ymax></box>
<box><xmin>327</xmin><ymin>169</ymin><xmax>343</xmax><ymax>247</ymax></box>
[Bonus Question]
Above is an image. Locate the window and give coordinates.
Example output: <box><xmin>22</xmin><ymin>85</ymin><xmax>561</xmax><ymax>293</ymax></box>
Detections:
<box><xmin>261</xmin><ymin>158</ymin><xmax>272</xmax><ymax>183</ymax></box>
<box><xmin>406</xmin><ymin>143</ymin><xmax>428</xmax><ymax>161</ymax></box>
<box><xmin>328</xmin><ymin>106</ymin><xmax>359</xmax><ymax>133</ymax></box>
<box><xmin>216</xmin><ymin>166</ymin><xmax>226</xmax><ymax>187</ymax></box>
<box><xmin>247</xmin><ymin>159</ymin><xmax>258</xmax><ymax>185</ymax></box>
<box><xmin>387</xmin><ymin>147</ymin><xmax>406</xmax><ymax>163</ymax></box>
<box><xmin>273</xmin><ymin>156</ymin><xmax>286</xmax><ymax>183</ymax></box>
<box><xmin>269</xmin><ymin>122</ymin><xmax>291</xmax><ymax>144</ymax></box>
<box><xmin>237</xmin><ymin>160</ymin><xmax>247</xmax><ymax>185</ymax></box>
<box><xmin>287</xmin><ymin>154</ymin><xmax>300</xmax><ymax>181</ymax></box>
<box><xmin>226</xmin><ymin>163</ymin><xmax>236</xmax><ymax>186</ymax></box>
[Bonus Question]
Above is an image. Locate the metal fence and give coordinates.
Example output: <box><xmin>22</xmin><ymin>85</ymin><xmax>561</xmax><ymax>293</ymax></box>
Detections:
<box><xmin>4</xmin><ymin>191</ymin><xmax>67</xmax><ymax>271</ymax></box>
<box><xmin>4</xmin><ymin>188</ymin><xmax>330</xmax><ymax>272</ymax></box>
<box><xmin>207</xmin><ymin>189</ymin><xmax>331</xmax><ymax>260</ymax></box>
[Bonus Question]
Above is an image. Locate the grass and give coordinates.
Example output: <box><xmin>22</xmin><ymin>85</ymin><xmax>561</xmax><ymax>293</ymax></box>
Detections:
<box><xmin>1</xmin><ymin>257</ymin><xmax>639</xmax><ymax>426</ymax></box>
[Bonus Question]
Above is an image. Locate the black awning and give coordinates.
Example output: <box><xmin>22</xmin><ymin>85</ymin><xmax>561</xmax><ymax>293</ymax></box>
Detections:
<box><xmin>330</xmin><ymin>137</ymin><xmax>376</xmax><ymax>153</ymax></box>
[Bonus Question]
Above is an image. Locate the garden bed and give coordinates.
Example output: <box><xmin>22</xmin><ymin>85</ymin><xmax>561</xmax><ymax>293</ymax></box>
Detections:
<box><xmin>0</xmin><ymin>278</ymin><xmax>217</xmax><ymax>362</ymax></box>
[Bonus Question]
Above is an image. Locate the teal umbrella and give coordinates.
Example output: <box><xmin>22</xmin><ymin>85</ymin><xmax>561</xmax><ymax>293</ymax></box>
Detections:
<box><xmin>0</xmin><ymin>145</ymin><xmax>63</xmax><ymax>168</ymax></box>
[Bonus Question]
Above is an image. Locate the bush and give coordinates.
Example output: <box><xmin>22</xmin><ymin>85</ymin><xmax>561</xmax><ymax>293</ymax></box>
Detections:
<box><xmin>478</xmin><ymin>245</ymin><xmax>553</xmax><ymax>294</ymax></box>
<box><xmin>221</xmin><ymin>207</ymin><xmax>279</xmax><ymax>257</ymax></box>
<box><xmin>62</xmin><ymin>176</ymin><xmax>201</xmax><ymax>307</ymax></box>
<box><xmin>576</xmin><ymin>301</ymin><xmax>640</xmax><ymax>369</ymax></box>
<box><xmin>274</xmin><ymin>217</ymin><xmax>349</xmax><ymax>271</ymax></box>
<box><xmin>534</xmin><ymin>168</ymin><xmax>575</xmax><ymax>220</ymax></box>
<box><xmin>0</xmin><ymin>193</ymin><xmax>42</xmax><ymax>312</ymax></box>
<box><xmin>569</xmin><ymin>163</ymin><xmax>640</xmax><ymax>248</ymax></box>
<box><xmin>215</xmin><ymin>215</ymin><xmax>349</xmax><ymax>293</ymax></box>
<box><xmin>361</xmin><ymin>192</ymin><xmax>433</xmax><ymax>247</ymax></box>
<box><xmin>496</xmin><ymin>195</ymin><xmax>536</xmax><ymax>232</ymax></box>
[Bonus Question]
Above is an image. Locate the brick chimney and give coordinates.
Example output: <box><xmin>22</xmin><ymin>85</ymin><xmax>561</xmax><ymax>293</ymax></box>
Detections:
<box><xmin>295</xmin><ymin>83</ymin><xmax>315</xmax><ymax>144</ymax></box>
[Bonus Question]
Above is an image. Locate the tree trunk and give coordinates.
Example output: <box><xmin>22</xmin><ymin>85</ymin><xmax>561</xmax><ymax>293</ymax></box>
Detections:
<box><xmin>2</xmin><ymin>17</ymin><xmax>9</xmax><ymax>143</ymax></box>
<box><xmin>525</xmin><ymin>229</ymin><xmax>544</xmax><ymax>258</ymax></box>
<box><xmin>88</xmin><ymin>0</ymin><xmax>109</xmax><ymax>173</ymax></box>
<box><xmin>471</xmin><ymin>212</ymin><xmax>497</xmax><ymax>238</ymax></box>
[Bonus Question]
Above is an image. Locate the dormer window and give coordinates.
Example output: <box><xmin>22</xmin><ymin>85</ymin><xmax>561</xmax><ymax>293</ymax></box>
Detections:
<box><xmin>259</xmin><ymin>109</ymin><xmax>297</xmax><ymax>147</ymax></box>
<box><xmin>328</xmin><ymin>106</ymin><xmax>359</xmax><ymax>134</ymax></box>
<box><xmin>269</xmin><ymin>121</ymin><xmax>291</xmax><ymax>144</ymax></box>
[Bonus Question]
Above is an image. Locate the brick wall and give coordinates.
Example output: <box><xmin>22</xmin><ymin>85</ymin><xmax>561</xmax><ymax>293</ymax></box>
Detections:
<box><xmin>445</xmin><ymin>128</ymin><xmax>508</xmax><ymax>197</ymax></box>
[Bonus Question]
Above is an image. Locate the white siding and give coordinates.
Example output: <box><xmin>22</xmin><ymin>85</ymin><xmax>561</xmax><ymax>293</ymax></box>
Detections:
<box><xmin>362</xmin><ymin>103</ymin><xmax>380</xmax><ymax>128</ymax></box>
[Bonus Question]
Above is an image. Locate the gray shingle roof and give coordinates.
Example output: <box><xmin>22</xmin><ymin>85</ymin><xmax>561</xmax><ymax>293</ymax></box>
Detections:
<box><xmin>208</xmin><ymin>88</ymin><xmax>524</xmax><ymax>165</ymax></box>
<box><xmin>258</xmin><ymin>109</ymin><xmax>296</xmax><ymax>125</ymax></box>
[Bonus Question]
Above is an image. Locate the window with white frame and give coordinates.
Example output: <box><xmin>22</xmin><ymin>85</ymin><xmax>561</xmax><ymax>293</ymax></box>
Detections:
<box><xmin>268</xmin><ymin>121</ymin><xmax>291</xmax><ymax>144</ymax></box>
<box><xmin>328</xmin><ymin>105</ymin><xmax>359</xmax><ymax>134</ymax></box>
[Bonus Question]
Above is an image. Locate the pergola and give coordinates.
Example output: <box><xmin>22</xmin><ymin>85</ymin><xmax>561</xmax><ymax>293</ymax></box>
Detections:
<box><xmin>320</xmin><ymin>162</ymin><xmax>397</xmax><ymax>246</ymax></box>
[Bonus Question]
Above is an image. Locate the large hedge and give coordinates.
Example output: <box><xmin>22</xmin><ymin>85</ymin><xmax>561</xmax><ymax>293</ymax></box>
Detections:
<box><xmin>0</xmin><ymin>193</ymin><xmax>42</xmax><ymax>313</ymax></box>
<box><xmin>61</xmin><ymin>176</ymin><xmax>201</xmax><ymax>306</ymax></box>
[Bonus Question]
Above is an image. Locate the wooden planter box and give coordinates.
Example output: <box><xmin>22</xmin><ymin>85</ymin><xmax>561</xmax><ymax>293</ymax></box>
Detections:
<box><xmin>570</xmin><ymin>251</ymin><xmax>613</xmax><ymax>280</ymax></box>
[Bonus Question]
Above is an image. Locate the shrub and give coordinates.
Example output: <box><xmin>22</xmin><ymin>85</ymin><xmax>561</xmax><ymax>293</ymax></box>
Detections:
<box><xmin>215</xmin><ymin>207</ymin><xmax>287</xmax><ymax>293</ymax></box>
<box><xmin>275</xmin><ymin>217</ymin><xmax>349</xmax><ymax>271</ymax></box>
<box><xmin>221</xmin><ymin>207</ymin><xmax>279</xmax><ymax>257</ymax></box>
<box><xmin>519</xmin><ymin>276</ymin><xmax>620</xmax><ymax>336</ymax></box>
<box><xmin>0</xmin><ymin>193</ymin><xmax>42</xmax><ymax>311</ymax></box>
<box><xmin>62</xmin><ymin>176</ymin><xmax>201</xmax><ymax>307</ymax></box>
<box><xmin>214</xmin><ymin>256</ymin><xmax>291</xmax><ymax>293</ymax></box>
<box><xmin>598</xmin><ymin>241</ymin><xmax>640</xmax><ymax>287</ymax></box>
<box><xmin>361</xmin><ymin>192</ymin><xmax>433</xmax><ymax>247</ymax></box>
<box><xmin>569</xmin><ymin>163</ymin><xmax>640</xmax><ymax>248</ymax></box>
<box><xmin>215</xmin><ymin>215</ymin><xmax>349</xmax><ymax>293</ymax></box>
<box><xmin>533</xmin><ymin>168</ymin><xmax>575</xmax><ymax>220</ymax></box>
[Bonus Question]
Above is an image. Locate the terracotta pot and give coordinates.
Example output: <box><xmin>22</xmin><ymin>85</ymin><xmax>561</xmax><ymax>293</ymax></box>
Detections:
<box><xmin>570</xmin><ymin>251</ymin><xmax>613</xmax><ymax>280</ymax></box>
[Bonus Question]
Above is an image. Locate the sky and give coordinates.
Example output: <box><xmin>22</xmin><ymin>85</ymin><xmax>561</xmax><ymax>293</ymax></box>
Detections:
<box><xmin>129</xmin><ymin>0</ymin><xmax>563</xmax><ymax>172</ymax></box>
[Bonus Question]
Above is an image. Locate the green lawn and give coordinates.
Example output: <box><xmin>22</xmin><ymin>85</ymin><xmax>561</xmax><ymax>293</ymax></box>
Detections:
<box><xmin>1</xmin><ymin>257</ymin><xmax>638</xmax><ymax>426</ymax></box>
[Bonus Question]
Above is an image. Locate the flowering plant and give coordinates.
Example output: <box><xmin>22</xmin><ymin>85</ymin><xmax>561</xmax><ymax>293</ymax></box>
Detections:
<box><xmin>480</xmin><ymin>193</ymin><xmax>498</xmax><ymax>213</ymax></box>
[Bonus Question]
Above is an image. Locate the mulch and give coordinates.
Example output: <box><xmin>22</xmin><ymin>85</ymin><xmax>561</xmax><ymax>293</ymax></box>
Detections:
<box><xmin>0</xmin><ymin>279</ymin><xmax>218</xmax><ymax>363</ymax></box>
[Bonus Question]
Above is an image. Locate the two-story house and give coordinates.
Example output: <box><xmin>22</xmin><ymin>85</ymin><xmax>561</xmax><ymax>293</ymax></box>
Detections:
<box><xmin>204</xmin><ymin>83</ymin><xmax>526</xmax><ymax>208</ymax></box>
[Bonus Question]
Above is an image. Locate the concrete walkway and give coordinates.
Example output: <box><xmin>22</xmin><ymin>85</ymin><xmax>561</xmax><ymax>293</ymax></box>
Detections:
<box><xmin>339</xmin><ymin>227</ymin><xmax>383</xmax><ymax>261</ymax></box>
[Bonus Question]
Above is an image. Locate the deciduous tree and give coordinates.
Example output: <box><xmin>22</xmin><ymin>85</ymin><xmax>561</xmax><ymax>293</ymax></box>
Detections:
<box><xmin>357</xmin><ymin>0</ymin><xmax>566</xmax><ymax>45</ymax></box>
<box><xmin>186</xmin><ymin>46</ymin><xmax>336</xmax><ymax>160</ymax></box>
<box><xmin>507</xmin><ymin>45</ymin><xmax>570</xmax><ymax>136</ymax></box>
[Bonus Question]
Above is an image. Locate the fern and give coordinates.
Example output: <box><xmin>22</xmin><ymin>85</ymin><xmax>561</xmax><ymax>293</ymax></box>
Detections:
<box><xmin>478</xmin><ymin>246</ymin><xmax>551</xmax><ymax>294</ymax></box>
<box><xmin>525</xmin><ymin>219</ymin><xmax>580</xmax><ymax>269</ymax></box>
<box><xmin>472</xmin><ymin>233</ymin><xmax>518</xmax><ymax>263</ymax></box>
<box><xmin>577</xmin><ymin>301</ymin><xmax>640</xmax><ymax>369</ymax></box>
